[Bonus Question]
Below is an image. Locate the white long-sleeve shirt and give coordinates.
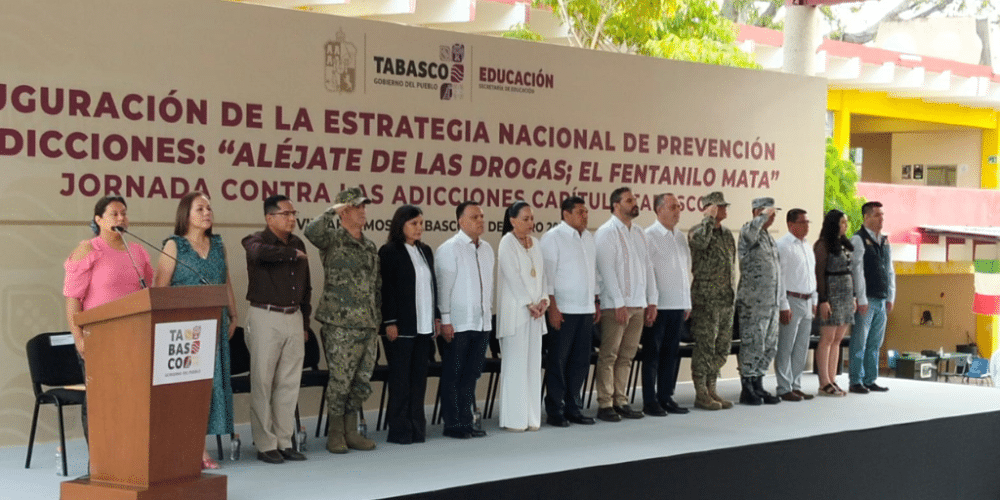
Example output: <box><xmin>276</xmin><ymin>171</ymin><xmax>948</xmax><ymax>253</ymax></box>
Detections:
<box><xmin>595</xmin><ymin>215</ymin><xmax>657</xmax><ymax>309</ymax></box>
<box><xmin>776</xmin><ymin>232</ymin><xmax>817</xmax><ymax>311</ymax></box>
<box><xmin>435</xmin><ymin>230</ymin><xmax>495</xmax><ymax>332</ymax></box>
<box><xmin>540</xmin><ymin>221</ymin><xmax>598</xmax><ymax>314</ymax></box>
<box><xmin>645</xmin><ymin>220</ymin><xmax>692</xmax><ymax>311</ymax></box>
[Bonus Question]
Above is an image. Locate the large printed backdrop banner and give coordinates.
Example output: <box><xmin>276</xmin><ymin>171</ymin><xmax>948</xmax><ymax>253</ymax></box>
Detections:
<box><xmin>0</xmin><ymin>0</ymin><xmax>826</xmax><ymax>446</ymax></box>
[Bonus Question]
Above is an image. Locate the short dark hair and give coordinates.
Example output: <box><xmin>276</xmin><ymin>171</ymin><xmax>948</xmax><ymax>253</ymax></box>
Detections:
<box><xmin>609</xmin><ymin>187</ymin><xmax>631</xmax><ymax>213</ymax></box>
<box><xmin>653</xmin><ymin>193</ymin><xmax>675</xmax><ymax>212</ymax></box>
<box><xmin>456</xmin><ymin>201</ymin><xmax>480</xmax><ymax>222</ymax></box>
<box><xmin>387</xmin><ymin>205</ymin><xmax>423</xmax><ymax>244</ymax></box>
<box><xmin>264</xmin><ymin>195</ymin><xmax>290</xmax><ymax>215</ymax></box>
<box><xmin>861</xmin><ymin>201</ymin><xmax>882</xmax><ymax>216</ymax></box>
<box><xmin>92</xmin><ymin>195</ymin><xmax>126</xmax><ymax>235</ymax></box>
<box><xmin>786</xmin><ymin>208</ymin><xmax>806</xmax><ymax>224</ymax></box>
<box><xmin>174</xmin><ymin>191</ymin><xmax>213</xmax><ymax>237</ymax></box>
<box><xmin>560</xmin><ymin>196</ymin><xmax>585</xmax><ymax>219</ymax></box>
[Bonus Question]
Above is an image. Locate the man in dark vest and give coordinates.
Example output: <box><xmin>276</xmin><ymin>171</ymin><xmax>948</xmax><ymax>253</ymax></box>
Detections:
<box><xmin>848</xmin><ymin>201</ymin><xmax>895</xmax><ymax>394</ymax></box>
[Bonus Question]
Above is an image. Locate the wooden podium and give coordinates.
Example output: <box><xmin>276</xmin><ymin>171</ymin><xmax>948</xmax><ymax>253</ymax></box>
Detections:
<box><xmin>61</xmin><ymin>286</ymin><xmax>229</xmax><ymax>500</ymax></box>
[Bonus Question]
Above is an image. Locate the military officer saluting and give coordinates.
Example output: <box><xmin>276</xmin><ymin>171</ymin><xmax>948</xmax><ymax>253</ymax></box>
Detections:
<box><xmin>736</xmin><ymin>197</ymin><xmax>783</xmax><ymax>406</ymax></box>
<box><xmin>304</xmin><ymin>187</ymin><xmax>381</xmax><ymax>454</ymax></box>
<box><xmin>687</xmin><ymin>191</ymin><xmax>736</xmax><ymax>411</ymax></box>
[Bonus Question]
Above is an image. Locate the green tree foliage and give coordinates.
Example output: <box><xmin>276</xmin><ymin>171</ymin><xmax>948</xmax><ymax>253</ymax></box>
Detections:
<box><xmin>641</xmin><ymin>0</ymin><xmax>758</xmax><ymax>68</ymax></box>
<box><xmin>824</xmin><ymin>138</ymin><xmax>865</xmax><ymax>233</ymax></box>
<box><xmin>508</xmin><ymin>0</ymin><xmax>759</xmax><ymax>68</ymax></box>
<box><xmin>503</xmin><ymin>24</ymin><xmax>545</xmax><ymax>42</ymax></box>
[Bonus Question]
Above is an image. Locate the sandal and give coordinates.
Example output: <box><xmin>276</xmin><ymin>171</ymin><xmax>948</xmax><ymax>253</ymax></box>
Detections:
<box><xmin>832</xmin><ymin>383</ymin><xmax>847</xmax><ymax>396</ymax></box>
<box><xmin>818</xmin><ymin>384</ymin><xmax>839</xmax><ymax>397</ymax></box>
<box><xmin>202</xmin><ymin>456</ymin><xmax>220</xmax><ymax>470</ymax></box>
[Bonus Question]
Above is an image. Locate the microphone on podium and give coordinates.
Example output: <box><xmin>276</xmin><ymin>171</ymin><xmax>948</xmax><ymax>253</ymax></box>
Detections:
<box><xmin>113</xmin><ymin>226</ymin><xmax>211</xmax><ymax>285</ymax></box>
<box><xmin>112</xmin><ymin>226</ymin><xmax>148</xmax><ymax>289</ymax></box>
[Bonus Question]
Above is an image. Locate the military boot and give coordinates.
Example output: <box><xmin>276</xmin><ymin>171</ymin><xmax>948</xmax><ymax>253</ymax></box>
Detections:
<box><xmin>344</xmin><ymin>412</ymin><xmax>376</xmax><ymax>451</ymax></box>
<box><xmin>751</xmin><ymin>376</ymin><xmax>781</xmax><ymax>405</ymax></box>
<box><xmin>706</xmin><ymin>374</ymin><xmax>733</xmax><ymax>409</ymax></box>
<box><xmin>693</xmin><ymin>375</ymin><xmax>722</xmax><ymax>410</ymax></box>
<box><xmin>739</xmin><ymin>377</ymin><xmax>763</xmax><ymax>405</ymax></box>
<box><xmin>326</xmin><ymin>414</ymin><xmax>348</xmax><ymax>454</ymax></box>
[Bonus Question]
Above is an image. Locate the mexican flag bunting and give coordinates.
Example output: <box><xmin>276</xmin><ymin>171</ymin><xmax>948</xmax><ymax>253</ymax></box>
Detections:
<box><xmin>973</xmin><ymin>259</ymin><xmax>1000</xmax><ymax>315</ymax></box>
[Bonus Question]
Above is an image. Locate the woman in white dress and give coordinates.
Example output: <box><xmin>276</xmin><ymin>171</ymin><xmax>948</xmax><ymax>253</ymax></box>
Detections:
<box><xmin>497</xmin><ymin>200</ymin><xmax>549</xmax><ymax>431</ymax></box>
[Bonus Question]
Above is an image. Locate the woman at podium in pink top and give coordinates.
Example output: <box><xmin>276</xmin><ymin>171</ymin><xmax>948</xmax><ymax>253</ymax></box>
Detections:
<box><xmin>153</xmin><ymin>191</ymin><xmax>238</xmax><ymax>470</ymax></box>
<box><xmin>63</xmin><ymin>195</ymin><xmax>154</xmax><ymax>442</ymax></box>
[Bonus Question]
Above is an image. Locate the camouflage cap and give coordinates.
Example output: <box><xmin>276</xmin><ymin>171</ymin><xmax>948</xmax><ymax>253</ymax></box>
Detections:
<box><xmin>331</xmin><ymin>187</ymin><xmax>371</xmax><ymax>212</ymax></box>
<box><xmin>751</xmin><ymin>197</ymin><xmax>780</xmax><ymax>211</ymax></box>
<box><xmin>700</xmin><ymin>191</ymin><xmax>730</xmax><ymax>207</ymax></box>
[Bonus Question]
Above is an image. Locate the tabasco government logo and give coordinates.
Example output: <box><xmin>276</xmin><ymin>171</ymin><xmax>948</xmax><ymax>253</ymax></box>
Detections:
<box><xmin>371</xmin><ymin>43</ymin><xmax>466</xmax><ymax>101</ymax></box>
<box><xmin>152</xmin><ymin>319</ymin><xmax>217</xmax><ymax>386</ymax></box>
<box><xmin>325</xmin><ymin>29</ymin><xmax>358</xmax><ymax>94</ymax></box>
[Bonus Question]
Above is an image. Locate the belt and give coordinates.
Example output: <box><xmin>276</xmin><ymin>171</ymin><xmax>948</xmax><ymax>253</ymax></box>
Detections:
<box><xmin>786</xmin><ymin>291</ymin><xmax>812</xmax><ymax>300</ymax></box>
<box><xmin>826</xmin><ymin>270</ymin><xmax>851</xmax><ymax>276</ymax></box>
<box><xmin>251</xmin><ymin>302</ymin><xmax>299</xmax><ymax>314</ymax></box>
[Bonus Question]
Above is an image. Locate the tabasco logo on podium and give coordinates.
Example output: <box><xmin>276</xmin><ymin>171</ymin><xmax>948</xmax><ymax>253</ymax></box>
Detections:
<box><xmin>152</xmin><ymin>319</ymin><xmax>218</xmax><ymax>386</ymax></box>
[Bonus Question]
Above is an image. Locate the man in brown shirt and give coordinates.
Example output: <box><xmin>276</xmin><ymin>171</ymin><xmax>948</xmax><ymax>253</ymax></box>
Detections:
<box><xmin>242</xmin><ymin>194</ymin><xmax>312</xmax><ymax>464</ymax></box>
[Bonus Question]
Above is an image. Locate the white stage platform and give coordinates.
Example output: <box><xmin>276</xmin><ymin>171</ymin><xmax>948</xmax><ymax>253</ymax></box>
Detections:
<box><xmin>7</xmin><ymin>375</ymin><xmax>1000</xmax><ymax>500</ymax></box>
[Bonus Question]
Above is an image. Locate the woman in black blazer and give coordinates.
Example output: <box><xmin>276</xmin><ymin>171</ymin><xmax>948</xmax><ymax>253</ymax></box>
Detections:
<box><xmin>379</xmin><ymin>205</ymin><xmax>440</xmax><ymax>444</ymax></box>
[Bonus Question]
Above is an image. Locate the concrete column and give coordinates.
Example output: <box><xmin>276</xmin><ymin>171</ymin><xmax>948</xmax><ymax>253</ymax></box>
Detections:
<box><xmin>783</xmin><ymin>5</ymin><xmax>819</xmax><ymax>76</ymax></box>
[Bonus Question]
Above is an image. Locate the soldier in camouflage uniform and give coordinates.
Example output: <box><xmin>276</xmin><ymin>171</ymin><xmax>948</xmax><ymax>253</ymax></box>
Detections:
<box><xmin>736</xmin><ymin>197</ymin><xmax>783</xmax><ymax>406</ymax></box>
<box><xmin>303</xmin><ymin>187</ymin><xmax>381</xmax><ymax>454</ymax></box>
<box><xmin>688</xmin><ymin>191</ymin><xmax>736</xmax><ymax>411</ymax></box>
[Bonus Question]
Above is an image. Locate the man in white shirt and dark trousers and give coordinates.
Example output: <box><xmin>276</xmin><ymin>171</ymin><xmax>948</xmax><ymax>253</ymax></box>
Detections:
<box><xmin>540</xmin><ymin>196</ymin><xmax>598</xmax><ymax>427</ymax></box>
<box><xmin>641</xmin><ymin>193</ymin><xmax>692</xmax><ymax>416</ymax></box>
<box><xmin>594</xmin><ymin>187</ymin><xmax>658</xmax><ymax>422</ymax></box>
<box><xmin>775</xmin><ymin>208</ymin><xmax>817</xmax><ymax>402</ymax></box>
<box><xmin>435</xmin><ymin>201</ymin><xmax>495</xmax><ymax>439</ymax></box>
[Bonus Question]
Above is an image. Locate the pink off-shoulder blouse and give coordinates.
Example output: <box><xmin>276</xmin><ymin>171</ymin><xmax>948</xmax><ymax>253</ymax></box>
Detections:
<box><xmin>63</xmin><ymin>236</ymin><xmax>154</xmax><ymax>311</ymax></box>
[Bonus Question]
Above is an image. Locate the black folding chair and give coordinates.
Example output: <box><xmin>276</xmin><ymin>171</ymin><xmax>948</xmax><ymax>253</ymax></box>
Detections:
<box><xmin>25</xmin><ymin>332</ymin><xmax>86</xmax><ymax>477</ymax></box>
<box><xmin>217</xmin><ymin>327</ymin><xmax>250</xmax><ymax>460</ymax></box>
<box><xmin>296</xmin><ymin>327</ymin><xmax>329</xmax><ymax>448</ymax></box>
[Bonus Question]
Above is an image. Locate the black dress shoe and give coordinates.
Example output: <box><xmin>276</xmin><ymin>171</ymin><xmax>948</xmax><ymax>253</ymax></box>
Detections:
<box><xmin>565</xmin><ymin>413</ymin><xmax>595</xmax><ymax>425</ymax></box>
<box><xmin>642</xmin><ymin>403</ymin><xmax>667</xmax><ymax>417</ymax></box>
<box><xmin>660</xmin><ymin>398</ymin><xmax>690</xmax><ymax>414</ymax></box>
<box><xmin>596</xmin><ymin>407</ymin><xmax>622</xmax><ymax>422</ymax></box>
<box><xmin>864</xmin><ymin>383</ymin><xmax>889</xmax><ymax>392</ymax></box>
<box><xmin>443</xmin><ymin>428</ymin><xmax>472</xmax><ymax>439</ymax></box>
<box><xmin>256</xmin><ymin>450</ymin><xmax>284</xmax><ymax>464</ymax></box>
<box><xmin>613</xmin><ymin>404</ymin><xmax>645</xmax><ymax>419</ymax></box>
<box><xmin>280</xmin><ymin>448</ymin><xmax>306</xmax><ymax>461</ymax></box>
<box><xmin>546</xmin><ymin>415</ymin><xmax>570</xmax><ymax>427</ymax></box>
<box><xmin>849</xmin><ymin>384</ymin><xmax>870</xmax><ymax>394</ymax></box>
<box><xmin>469</xmin><ymin>429</ymin><xmax>488</xmax><ymax>438</ymax></box>
<box><xmin>387</xmin><ymin>434</ymin><xmax>413</xmax><ymax>445</ymax></box>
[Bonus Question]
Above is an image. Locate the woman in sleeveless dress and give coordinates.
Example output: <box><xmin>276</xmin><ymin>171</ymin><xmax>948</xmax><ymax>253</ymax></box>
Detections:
<box><xmin>814</xmin><ymin>209</ymin><xmax>855</xmax><ymax>397</ymax></box>
<box><xmin>154</xmin><ymin>192</ymin><xmax>238</xmax><ymax>469</ymax></box>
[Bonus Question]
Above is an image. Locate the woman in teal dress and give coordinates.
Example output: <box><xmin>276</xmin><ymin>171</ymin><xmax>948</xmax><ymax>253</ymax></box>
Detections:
<box><xmin>154</xmin><ymin>191</ymin><xmax>238</xmax><ymax>469</ymax></box>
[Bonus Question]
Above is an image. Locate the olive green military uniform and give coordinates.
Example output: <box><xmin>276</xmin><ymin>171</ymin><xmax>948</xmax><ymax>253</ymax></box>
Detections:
<box><xmin>688</xmin><ymin>215</ymin><xmax>736</xmax><ymax>380</ymax></box>
<box><xmin>304</xmin><ymin>210</ymin><xmax>381</xmax><ymax>417</ymax></box>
